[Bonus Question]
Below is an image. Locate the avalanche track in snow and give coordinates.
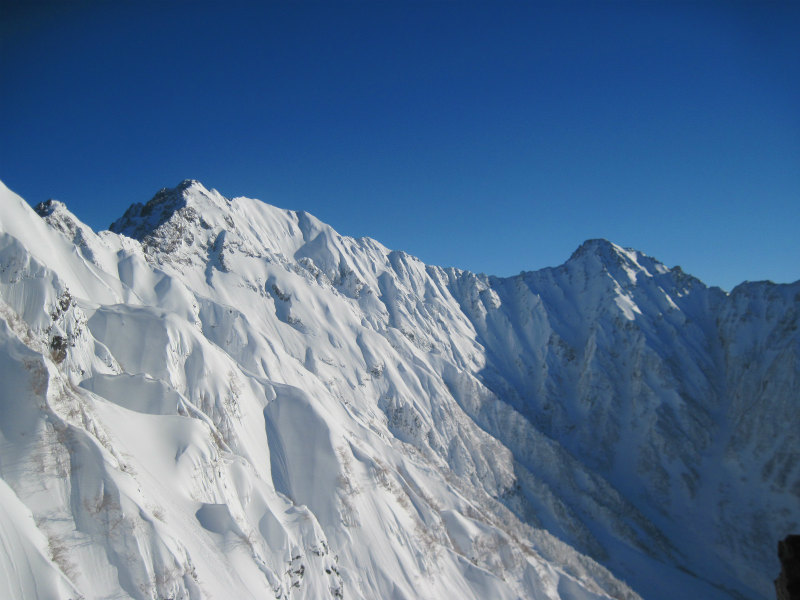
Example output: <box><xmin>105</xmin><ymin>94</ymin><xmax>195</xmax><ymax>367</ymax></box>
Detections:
<box><xmin>0</xmin><ymin>178</ymin><xmax>797</xmax><ymax>600</ymax></box>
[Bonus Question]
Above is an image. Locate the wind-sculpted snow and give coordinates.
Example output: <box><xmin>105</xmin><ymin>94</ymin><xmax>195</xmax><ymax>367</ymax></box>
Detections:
<box><xmin>0</xmin><ymin>178</ymin><xmax>797</xmax><ymax>600</ymax></box>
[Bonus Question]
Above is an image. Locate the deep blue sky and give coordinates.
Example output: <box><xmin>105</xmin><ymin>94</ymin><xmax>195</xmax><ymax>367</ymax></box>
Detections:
<box><xmin>2</xmin><ymin>1</ymin><xmax>798</xmax><ymax>290</ymax></box>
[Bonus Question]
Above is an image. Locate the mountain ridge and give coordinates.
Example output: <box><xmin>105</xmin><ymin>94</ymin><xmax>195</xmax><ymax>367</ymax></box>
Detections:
<box><xmin>41</xmin><ymin>179</ymin><xmax>781</xmax><ymax>294</ymax></box>
<box><xmin>1</xmin><ymin>178</ymin><xmax>797</xmax><ymax>600</ymax></box>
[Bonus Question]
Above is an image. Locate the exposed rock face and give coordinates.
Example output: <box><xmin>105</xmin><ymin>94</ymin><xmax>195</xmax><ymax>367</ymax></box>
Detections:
<box><xmin>776</xmin><ymin>535</ymin><xmax>800</xmax><ymax>600</ymax></box>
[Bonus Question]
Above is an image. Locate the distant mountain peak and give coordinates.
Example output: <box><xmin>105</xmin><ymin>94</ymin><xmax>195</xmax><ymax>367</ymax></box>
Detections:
<box><xmin>568</xmin><ymin>238</ymin><xmax>641</xmax><ymax>278</ymax></box>
<box><xmin>569</xmin><ymin>238</ymin><xmax>627</xmax><ymax>262</ymax></box>
<box><xmin>566</xmin><ymin>238</ymin><xmax>676</xmax><ymax>286</ymax></box>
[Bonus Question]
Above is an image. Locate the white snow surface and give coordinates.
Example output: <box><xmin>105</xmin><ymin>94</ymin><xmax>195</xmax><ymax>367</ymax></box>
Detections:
<box><xmin>0</xmin><ymin>179</ymin><xmax>797</xmax><ymax>600</ymax></box>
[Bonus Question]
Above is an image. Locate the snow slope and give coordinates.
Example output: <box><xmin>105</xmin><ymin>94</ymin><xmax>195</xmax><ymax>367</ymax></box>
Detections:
<box><xmin>0</xmin><ymin>178</ymin><xmax>796</xmax><ymax>600</ymax></box>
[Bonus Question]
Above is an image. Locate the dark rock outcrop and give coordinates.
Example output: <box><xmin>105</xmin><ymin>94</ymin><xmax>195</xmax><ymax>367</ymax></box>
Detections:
<box><xmin>776</xmin><ymin>535</ymin><xmax>800</xmax><ymax>600</ymax></box>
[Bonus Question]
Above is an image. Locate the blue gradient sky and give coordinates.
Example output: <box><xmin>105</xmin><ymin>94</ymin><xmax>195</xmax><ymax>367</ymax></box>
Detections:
<box><xmin>2</xmin><ymin>1</ymin><xmax>798</xmax><ymax>290</ymax></box>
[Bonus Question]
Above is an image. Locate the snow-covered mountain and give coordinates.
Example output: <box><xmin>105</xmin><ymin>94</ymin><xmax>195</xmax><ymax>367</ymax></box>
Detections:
<box><xmin>0</xmin><ymin>178</ymin><xmax>796</xmax><ymax>600</ymax></box>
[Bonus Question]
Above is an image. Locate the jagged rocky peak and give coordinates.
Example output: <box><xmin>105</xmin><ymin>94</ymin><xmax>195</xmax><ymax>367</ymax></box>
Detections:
<box><xmin>33</xmin><ymin>198</ymin><xmax>68</xmax><ymax>217</ymax></box>
<box><xmin>109</xmin><ymin>179</ymin><xmax>227</xmax><ymax>241</ymax></box>
<box><xmin>106</xmin><ymin>179</ymin><xmax>240</xmax><ymax>263</ymax></box>
<box><xmin>33</xmin><ymin>198</ymin><xmax>94</xmax><ymax>247</ymax></box>
<box><xmin>34</xmin><ymin>199</ymin><xmax>84</xmax><ymax>230</ymax></box>
<box><xmin>105</xmin><ymin>180</ymin><xmax>382</xmax><ymax>282</ymax></box>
